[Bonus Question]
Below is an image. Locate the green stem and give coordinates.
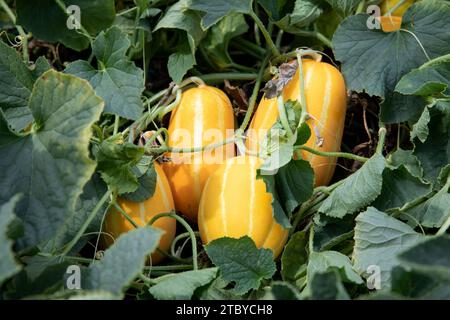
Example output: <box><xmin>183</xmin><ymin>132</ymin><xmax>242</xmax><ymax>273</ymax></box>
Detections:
<box><xmin>437</xmin><ymin>216</ymin><xmax>450</xmax><ymax>236</ymax></box>
<box><xmin>277</xmin><ymin>96</ymin><xmax>294</xmax><ymax>139</ymax></box>
<box><xmin>308</xmin><ymin>224</ymin><xmax>315</xmax><ymax>253</ymax></box>
<box><xmin>275</xmin><ymin>29</ymin><xmax>284</xmax><ymax>49</ymax></box>
<box><xmin>113</xmin><ymin>115</ymin><xmax>120</xmax><ymax>135</ymax></box>
<box><xmin>144</xmin><ymin>264</ymin><xmax>193</xmax><ymax>272</ymax></box>
<box><xmin>314</xmin><ymin>31</ymin><xmax>333</xmax><ymax>49</ymax></box>
<box><xmin>0</xmin><ymin>0</ymin><xmax>29</xmax><ymax>62</ymax></box>
<box><xmin>147</xmin><ymin>212</ymin><xmax>198</xmax><ymax>270</ymax></box>
<box><xmin>157</xmin><ymin>89</ymin><xmax>182</xmax><ymax>122</ymax></box>
<box><xmin>148</xmin><ymin>137</ymin><xmax>236</xmax><ymax>155</ymax></box>
<box><xmin>376</xmin><ymin>125</ymin><xmax>387</xmax><ymax>155</ymax></box>
<box><xmin>198</xmin><ymin>72</ymin><xmax>258</xmax><ymax>83</ymax></box>
<box><xmin>249</xmin><ymin>11</ymin><xmax>280</xmax><ymax>57</ymax></box>
<box><xmin>229</xmin><ymin>62</ymin><xmax>257</xmax><ymax>73</ymax></box>
<box><xmin>114</xmin><ymin>202</ymin><xmax>139</xmax><ymax>228</ymax></box>
<box><xmin>60</xmin><ymin>190</ymin><xmax>112</xmax><ymax>257</ymax></box>
<box><xmin>295</xmin><ymin>145</ymin><xmax>369</xmax><ymax>163</ymax></box>
<box><xmin>231</xmin><ymin>38</ymin><xmax>266</xmax><ymax>59</ymax></box>
<box><xmin>237</xmin><ymin>55</ymin><xmax>270</xmax><ymax>135</ymax></box>
<box><xmin>171</xmin><ymin>231</ymin><xmax>200</xmax><ymax>257</ymax></box>
<box><xmin>296</xmin><ymin>51</ymin><xmax>309</xmax><ymax>126</ymax></box>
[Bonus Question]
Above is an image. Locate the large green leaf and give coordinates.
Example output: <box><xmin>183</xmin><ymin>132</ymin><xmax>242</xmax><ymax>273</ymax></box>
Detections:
<box><xmin>399</xmin><ymin>235</ymin><xmax>450</xmax><ymax>275</ymax></box>
<box><xmin>82</xmin><ymin>227</ymin><xmax>162</xmax><ymax>296</ymax></box>
<box><xmin>0</xmin><ymin>41</ymin><xmax>34</xmax><ymax>110</ymax></box>
<box><xmin>257</xmin><ymin>0</ymin><xmax>291</xmax><ymax>21</ymax></box>
<box><xmin>259</xmin><ymin>159</ymin><xmax>314</xmax><ymax>228</ymax></box>
<box><xmin>16</xmin><ymin>0</ymin><xmax>116</xmax><ymax>51</ymax></box>
<box><xmin>43</xmin><ymin>174</ymin><xmax>108</xmax><ymax>253</ymax></box>
<box><xmin>333</xmin><ymin>0</ymin><xmax>450</xmax><ymax>123</ymax></box>
<box><xmin>155</xmin><ymin>0</ymin><xmax>205</xmax><ymax>47</ymax></box>
<box><xmin>167</xmin><ymin>37</ymin><xmax>196</xmax><ymax>84</ymax></box>
<box><xmin>281</xmin><ymin>231</ymin><xmax>308</xmax><ymax>284</ymax></box>
<box><xmin>259</xmin><ymin>281</ymin><xmax>301</xmax><ymax>300</ymax></box>
<box><xmin>391</xmin><ymin>266</ymin><xmax>450</xmax><ymax>299</ymax></box>
<box><xmin>307</xmin><ymin>251</ymin><xmax>363</xmax><ymax>285</ymax></box>
<box><xmin>154</xmin><ymin>0</ymin><xmax>206</xmax><ymax>82</ymax></box>
<box><xmin>319</xmin><ymin>154</ymin><xmax>386</xmax><ymax>218</ymax></box>
<box><xmin>373</xmin><ymin>166</ymin><xmax>432</xmax><ymax>211</ymax></box>
<box><xmin>402</xmin><ymin>180</ymin><xmax>450</xmax><ymax>228</ymax></box>
<box><xmin>353</xmin><ymin>207</ymin><xmax>425</xmax><ymax>289</ymax></box>
<box><xmin>201</xmin><ymin>13</ymin><xmax>249</xmax><ymax>70</ymax></box>
<box><xmin>413</xmin><ymin>101</ymin><xmax>450</xmax><ymax>184</ymax></box>
<box><xmin>387</xmin><ymin>149</ymin><xmax>423</xmax><ymax>179</ymax></box>
<box><xmin>66</xmin><ymin>27</ymin><xmax>144</xmax><ymax>120</ymax></box>
<box><xmin>310</xmin><ymin>269</ymin><xmax>350</xmax><ymax>300</ymax></box>
<box><xmin>395</xmin><ymin>54</ymin><xmax>450</xmax><ymax>97</ymax></box>
<box><xmin>204</xmin><ymin>236</ymin><xmax>276</xmax><ymax>295</ymax></box>
<box><xmin>188</xmin><ymin>0</ymin><xmax>253</xmax><ymax>29</ymax></box>
<box><xmin>325</xmin><ymin>0</ymin><xmax>360</xmax><ymax>17</ymax></box>
<box><xmin>0</xmin><ymin>70</ymin><xmax>104</xmax><ymax>248</ymax></box>
<box><xmin>0</xmin><ymin>195</ymin><xmax>22</xmax><ymax>284</ymax></box>
<box><xmin>149</xmin><ymin>268</ymin><xmax>218</xmax><ymax>300</ymax></box>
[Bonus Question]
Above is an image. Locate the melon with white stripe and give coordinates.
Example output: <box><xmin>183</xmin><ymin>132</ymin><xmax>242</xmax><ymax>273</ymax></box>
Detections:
<box><xmin>246</xmin><ymin>59</ymin><xmax>347</xmax><ymax>186</ymax></box>
<box><xmin>162</xmin><ymin>85</ymin><xmax>235</xmax><ymax>221</ymax></box>
<box><xmin>104</xmin><ymin>162</ymin><xmax>176</xmax><ymax>265</ymax></box>
<box><xmin>198</xmin><ymin>156</ymin><xmax>289</xmax><ymax>258</ymax></box>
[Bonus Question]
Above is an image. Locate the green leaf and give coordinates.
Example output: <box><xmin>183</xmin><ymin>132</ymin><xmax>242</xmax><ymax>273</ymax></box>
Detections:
<box><xmin>289</xmin><ymin>0</ymin><xmax>325</xmax><ymax>28</ymax></box>
<box><xmin>281</xmin><ymin>231</ymin><xmax>308</xmax><ymax>283</ymax></box>
<box><xmin>154</xmin><ymin>0</ymin><xmax>206</xmax><ymax>82</ymax></box>
<box><xmin>391</xmin><ymin>266</ymin><xmax>450</xmax><ymax>299</ymax></box>
<box><xmin>83</xmin><ymin>227</ymin><xmax>162</xmax><ymax>296</ymax></box>
<box><xmin>167</xmin><ymin>38</ymin><xmax>196</xmax><ymax>84</ymax></box>
<box><xmin>0</xmin><ymin>70</ymin><xmax>104</xmax><ymax>248</ymax></box>
<box><xmin>395</xmin><ymin>54</ymin><xmax>450</xmax><ymax>97</ymax></box>
<box><xmin>149</xmin><ymin>268</ymin><xmax>218</xmax><ymax>300</ymax></box>
<box><xmin>307</xmin><ymin>251</ymin><xmax>363</xmax><ymax>285</ymax></box>
<box><xmin>4</xmin><ymin>258</ymin><xmax>73</xmax><ymax>299</ymax></box>
<box><xmin>399</xmin><ymin>235</ymin><xmax>450</xmax><ymax>273</ymax></box>
<box><xmin>387</xmin><ymin>149</ymin><xmax>423</xmax><ymax>179</ymax></box>
<box><xmin>205</xmin><ymin>236</ymin><xmax>276</xmax><ymax>295</ymax></box>
<box><xmin>201</xmin><ymin>13</ymin><xmax>248</xmax><ymax>70</ymax></box>
<box><xmin>43</xmin><ymin>174</ymin><xmax>108</xmax><ymax>252</ymax></box>
<box><xmin>319</xmin><ymin>154</ymin><xmax>386</xmax><ymax>218</ymax></box>
<box><xmin>353</xmin><ymin>207</ymin><xmax>425</xmax><ymax>289</ymax></box>
<box><xmin>16</xmin><ymin>0</ymin><xmax>116</xmax><ymax>51</ymax></box>
<box><xmin>95</xmin><ymin>134</ymin><xmax>145</xmax><ymax>194</ymax></box>
<box><xmin>333</xmin><ymin>0</ymin><xmax>450</xmax><ymax>123</ymax></box>
<box><xmin>198</xmin><ymin>276</ymin><xmax>242</xmax><ymax>300</ymax></box>
<box><xmin>257</xmin><ymin>0</ymin><xmax>291</xmax><ymax>21</ymax></box>
<box><xmin>325</xmin><ymin>0</ymin><xmax>360</xmax><ymax>17</ymax></box>
<box><xmin>2</xmin><ymin>107</ymin><xmax>33</xmax><ymax>132</ymax></box>
<box><xmin>155</xmin><ymin>0</ymin><xmax>205</xmax><ymax>48</ymax></box>
<box><xmin>295</xmin><ymin>122</ymin><xmax>311</xmax><ymax>146</ymax></box>
<box><xmin>259</xmin><ymin>281</ymin><xmax>301</xmax><ymax>300</ymax></box>
<box><xmin>122</xmin><ymin>160</ymin><xmax>157</xmax><ymax>202</ymax></box>
<box><xmin>411</xmin><ymin>107</ymin><xmax>431</xmax><ymax>143</ymax></box>
<box><xmin>66</xmin><ymin>26</ymin><xmax>144</xmax><ymax>120</ymax></box>
<box><xmin>188</xmin><ymin>0</ymin><xmax>253</xmax><ymax>29</ymax></box>
<box><xmin>402</xmin><ymin>181</ymin><xmax>450</xmax><ymax>228</ymax></box>
<box><xmin>310</xmin><ymin>269</ymin><xmax>350</xmax><ymax>300</ymax></box>
<box><xmin>0</xmin><ymin>41</ymin><xmax>35</xmax><ymax>110</ymax></box>
<box><xmin>373</xmin><ymin>166</ymin><xmax>432</xmax><ymax>212</ymax></box>
<box><xmin>413</xmin><ymin>101</ymin><xmax>450</xmax><ymax>185</ymax></box>
<box><xmin>259</xmin><ymin>159</ymin><xmax>314</xmax><ymax>228</ymax></box>
<box><xmin>313</xmin><ymin>215</ymin><xmax>354</xmax><ymax>251</ymax></box>
<box><xmin>0</xmin><ymin>195</ymin><xmax>22</xmax><ymax>284</ymax></box>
